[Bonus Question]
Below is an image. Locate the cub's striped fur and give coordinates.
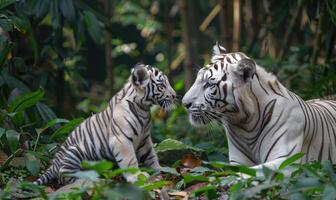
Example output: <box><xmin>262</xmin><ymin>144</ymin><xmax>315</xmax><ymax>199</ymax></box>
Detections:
<box><xmin>35</xmin><ymin>64</ymin><xmax>176</xmax><ymax>185</ymax></box>
<box><xmin>182</xmin><ymin>43</ymin><xmax>336</xmax><ymax>170</ymax></box>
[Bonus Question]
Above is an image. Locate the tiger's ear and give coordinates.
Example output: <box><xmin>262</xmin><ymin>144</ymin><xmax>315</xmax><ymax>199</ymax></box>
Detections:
<box><xmin>212</xmin><ymin>42</ymin><xmax>226</xmax><ymax>56</ymax></box>
<box><xmin>131</xmin><ymin>63</ymin><xmax>150</xmax><ymax>87</ymax></box>
<box><xmin>234</xmin><ymin>58</ymin><xmax>256</xmax><ymax>82</ymax></box>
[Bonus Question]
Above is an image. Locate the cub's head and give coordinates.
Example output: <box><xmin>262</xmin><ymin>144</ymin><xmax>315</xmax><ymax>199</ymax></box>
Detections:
<box><xmin>131</xmin><ymin>63</ymin><xmax>176</xmax><ymax>110</ymax></box>
<box><xmin>182</xmin><ymin>43</ymin><xmax>256</xmax><ymax>126</ymax></box>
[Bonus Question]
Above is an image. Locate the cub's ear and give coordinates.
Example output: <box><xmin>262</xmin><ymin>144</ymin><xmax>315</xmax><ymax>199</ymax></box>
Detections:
<box><xmin>131</xmin><ymin>63</ymin><xmax>150</xmax><ymax>87</ymax></box>
<box><xmin>212</xmin><ymin>42</ymin><xmax>226</xmax><ymax>56</ymax></box>
<box><xmin>234</xmin><ymin>58</ymin><xmax>256</xmax><ymax>82</ymax></box>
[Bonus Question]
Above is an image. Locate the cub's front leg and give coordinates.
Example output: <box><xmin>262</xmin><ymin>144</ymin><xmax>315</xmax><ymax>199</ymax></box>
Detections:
<box><xmin>111</xmin><ymin>137</ymin><xmax>140</xmax><ymax>183</ymax></box>
<box><xmin>136</xmin><ymin>133</ymin><xmax>161</xmax><ymax>170</ymax></box>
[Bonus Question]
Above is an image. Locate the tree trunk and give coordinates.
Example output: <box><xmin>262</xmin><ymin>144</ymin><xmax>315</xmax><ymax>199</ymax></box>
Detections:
<box><xmin>278</xmin><ymin>0</ymin><xmax>304</xmax><ymax>65</ymax></box>
<box><xmin>218</xmin><ymin>0</ymin><xmax>231</xmax><ymax>50</ymax></box>
<box><xmin>179</xmin><ymin>0</ymin><xmax>196</xmax><ymax>91</ymax></box>
<box><xmin>103</xmin><ymin>0</ymin><xmax>114</xmax><ymax>97</ymax></box>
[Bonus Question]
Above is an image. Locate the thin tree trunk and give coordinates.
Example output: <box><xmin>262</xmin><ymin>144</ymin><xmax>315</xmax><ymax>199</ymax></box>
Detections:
<box><xmin>310</xmin><ymin>7</ymin><xmax>325</xmax><ymax>65</ymax></box>
<box><xmin>278</xmin><ymin>0</ymin><xmax>304</xmax><ymax>65</ymax></box>
<box><xmin>218</xmin><ymin>0</ymin><xmax>231</xmax><ymax>49</ymax></box>
<box><xmin>247</xmin><ymin>0</ymin><xmax>260</xmax><ymax>53</ymax></box>
<box><xmin>103</xmin><ymin>0</ymin><xmax>114</xmax><ymax>97</ymax></box>
<box><xmin>179</xmin><ymin>0</ymin><xmax>194</xmax><ymax>91</ymax></box>
<box><xmin>325</xmin><ymin>26</ymin><xmax>336</xmax><ymax>64</ymax></box>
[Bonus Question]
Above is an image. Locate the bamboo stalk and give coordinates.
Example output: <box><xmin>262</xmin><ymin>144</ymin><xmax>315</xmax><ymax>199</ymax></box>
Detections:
<box><xmin>233</xmin><ymin>0</ymin><xmax>240</xmax><ymax>51</ymax></box>
<box><xmin>199</xmin><ymin>4</ymin><xmax>222</xmax><ymax>32</ymax></box>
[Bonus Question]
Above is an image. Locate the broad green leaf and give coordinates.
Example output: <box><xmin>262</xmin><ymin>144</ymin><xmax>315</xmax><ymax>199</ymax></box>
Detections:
<box><xmin>155</xmin><ymin>138</ymin><xmax>203</xmax><ymax>153</ymax></box>
<box><xmin>322</xmin><ymin>160</ymin><xmax>336</xmax><ymax>186</ymax></box>
<box><xmin>6</xmin><ymin>129</ymin><xmax>20</xmax><ymax>153</ymax></box>
<box><xmin>159</xmin><ymin>166</ymin><xmax>180</xmax><ymax>176</ymax></box>
<box><xmin>183</xmin><ymin>175</ymin><xmax>209</xmax><ymax>184</ymax></box>
<box><xmin>0</xmin><ymin>127</ymin><xmax>5</xmax><ymax>139</ymax></box>
<box><xmin>81</xmin><ymin>160</ymin><xmax>114</xmax><ymax>174</ymax></box>
<box><xmin>190</xmin><ymin>166</ymin><xmax>214</xmax><ymax>175</ymax></box>
<box><xmin>59</xmin><ymin>0</ymin><xmax>75</xmax><ymax>22</ymax></box>
<box><xmin>191</xmin><ymin>185</ymin><xmax>217</xmax><ymax>199</ymax></box>
<box><xmin>8</xmin><ymin>89</ymin><xmax>44</xmax><ymax>113</ymax></box>
<box><xmin>0</xmin><ymin>0</ymin><xmax>16</xmax><ymax>10</ymax></box>
<box><xmin>83</xmin><ymin>10</ymin><xmax>102</xmax><ymax>44</ymax></box>
<box><xmin>36</xmin><ymin>102</ymin><xmax>58</xmax><ymax>128</ymax></box>
<box><xmin>279</xmin><ymin>153</ymin><xmax>304</xmax><ymax>170</ymax></box>
<box><xmin>141</xmin><ymin>180</ymin><xmax>171</xmax><ymax>191</ymax></box>
<box><xmin>36</xmin><ymin>118</ymin><xmax>69</xmax><ymax>134</ymax></box>
<box><xmin>49</xmin><ymin>118</ymin><xmax>84</xmax><ymax>141</ymax></box>
<box><xmin>323</xmin><ymin>185</ymin><xmax>336</xmax><ymax>200</ymax></box>
<box><xmin>291</xmin><ymin>177</ymin><xmax>322</xmax><ymax>192</ymax></box>
<box><xmin>25</xmin><ymin>153</ymin><xmax>40</xmax><ymax>176</ymax></box>
<box><xmin>0</xmin><ymin>40</ymin><xmax>13</xmax><ymax>67</ymax></box>
<box><xmin>69</xmin><ymin>170</ymin><xmax>99</xmax><ymax>181</ymax></box>
<box><xmin>1</xmin><ymin>71</ymin><xmax>30</xmax><ymax>93</ymax></box>
<box><xmin>106</xmin><ymin>167</ymin><xmax>139</xmax><ymax>179</ymax></box>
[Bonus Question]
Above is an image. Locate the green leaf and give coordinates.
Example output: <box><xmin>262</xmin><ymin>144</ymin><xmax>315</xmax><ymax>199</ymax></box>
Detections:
<box><xmin>69</xmin><ymin>170</ymin><xmax>99</xmax><ymax>181</ymax></box>
<box><xmin>59</xmin><ymin>0</ymin><xmax>75</xmax><ymax>22</ymax></box>
<box><xmin>155</xmin><ymin>139</ymin><xmax>203</xmax><ymax>153</ymax></box>
<box><xmin>83</xmin><ymin>10</ymin><xmax>102</xmax><ymax>44</ymax></box>
<box><xmin>0</xmin><ymin>127</ymin><xmax>5</xmax><ymax>139</ymax></box>
<box><xmin>81</xmin><ymin>160</ymin><xmax>114</xmax><ymax>174</ymax></box>
<box><xmin>49</xmin><ymin>118</ymin><xmax>84</xmax><ymax>141</ymax></box>
<box><xmin>183</xmin><ymin>175</ymin><xmax>209</xmax><ymax>184</ymax></box>
<box><xmin>25</xmin><ymin>153</ymin><xmax>40</xmax><ymax>176</ymax></box>
<box><xmin>0</xmin><ymin>40</ymin><xmax>13</xmax><ymax>67</ymax></box>
<box><xmin>106</xmin><ymin>167</ymin><xmax>139</xmax><ymax>179</ymax></box>
<box><xmin>279</xmin><ymin>153</ymin><xmax>305</xmax><ymax>170</ymax></box>
<box><xmin>8</xmin><ymin>89</ymin><xmax>44</xmax><ymax>113</ymax></box>
<box><xmin>191</xmin><ymin>185</ymin><xmax>217</xmax><ymax>199</ymax></box>
<box><xmin>36</xmin><ymin>118</ymin><xmax>69</xmax><ymax>134</ymax></box>
<box><xmin>323</xmin><ymin>185</ymin><xmax>336</xmax><ymax>200</ymax></box>
<box><xmin>36</xmin><ymin>102</ymin><xmax>58</xmax><ymax>128</ymax></box>
<box><xmin>322</xmin><ymin>160</ymin><xmax>336</xmax><ymax>186</ymax></box>
<box><xmin>142</xmin><ymin>180</ymin><xmax>171</xmax><ymax>191</ymax></box>
<box><xmin>159</xmin><ymin>166</ymin><xmax>180</xmax><ymax>176</ymax></box>
<box><xmin>1</xmin><ymin>71</ymin><xmax>30</xmax><ymax>93</ymax></box>
<box><xmin>0</xmin><ymin>0</ymin><xmax>16</xmax><ymax>10</ymax></box>
<box><xmin>6</xmin><ymin>129</ymin><xmax>20</xmax><ymax>153</ymax></box>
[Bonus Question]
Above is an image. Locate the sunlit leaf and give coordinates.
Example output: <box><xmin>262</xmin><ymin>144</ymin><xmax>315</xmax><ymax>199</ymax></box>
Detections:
<box><xmin>142</xmin><ymin>180</ymin><xmax>171</xmax><ymax>191</ymax></box>
<box><xmin>81</xmin><ymin>160</ymin><xmax>114</xmax><ymax>174</ymax></box>
<box><xmin>279</xmin><ymin>153</ymin><xmax>305</xmax><ymax>170</ymax></box>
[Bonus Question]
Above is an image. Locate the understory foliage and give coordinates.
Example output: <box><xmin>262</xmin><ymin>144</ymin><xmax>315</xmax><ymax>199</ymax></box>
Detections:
<box><xmin>1</xmin><ymin>0</ymin><xmax>336</xmax><ymax>199</ymax></box>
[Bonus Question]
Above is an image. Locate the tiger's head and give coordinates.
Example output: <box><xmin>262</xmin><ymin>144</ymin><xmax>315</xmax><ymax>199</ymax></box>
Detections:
<box><xmin>182</xmin><ymin>43</ymin><xmax>257</xmax><ymax>126</ymax></box>
<box><xmin>131</xmin><ymin>63</ymin><xmax>176</xmax><ymax>111</ymax></box>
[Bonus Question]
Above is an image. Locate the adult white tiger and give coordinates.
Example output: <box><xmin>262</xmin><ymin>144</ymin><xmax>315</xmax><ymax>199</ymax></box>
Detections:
<box><xmin>182</xmin><ymin>43</ymin><xmax>336</xmax><ymax>171</ymax></box>
<box><xmin>34</xmin><ymin>64</ymin><xmax>176</xmax><ymax>185</ymax></box>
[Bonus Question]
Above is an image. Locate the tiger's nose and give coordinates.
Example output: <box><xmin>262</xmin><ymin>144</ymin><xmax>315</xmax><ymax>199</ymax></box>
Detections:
<box><xmin>184</xmin><ymin>103</ymin><xmax>192</xmax><ymax>109</ymax></box>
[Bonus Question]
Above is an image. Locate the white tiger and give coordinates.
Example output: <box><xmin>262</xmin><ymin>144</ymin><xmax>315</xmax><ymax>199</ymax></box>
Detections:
<box><xmin>182</xmin><ymin>43</ymin><xmax>336</xmax><ymax>171</ymax></box>
<box><xmin>34</xmin><ymin>64</ymin><xmax>176</xmax><ymax>185</ymax></box>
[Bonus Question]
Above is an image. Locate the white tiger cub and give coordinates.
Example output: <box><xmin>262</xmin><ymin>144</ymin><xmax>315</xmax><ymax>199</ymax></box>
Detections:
<box><xmin>182</xmin><ymin>43</ymin><xmax>336</xmax><ymax>171</ymax></box>
<box><xmin>35</xmin><ymin>64</ymin><xmax>176</xmax><ymax>185</ymax></box>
